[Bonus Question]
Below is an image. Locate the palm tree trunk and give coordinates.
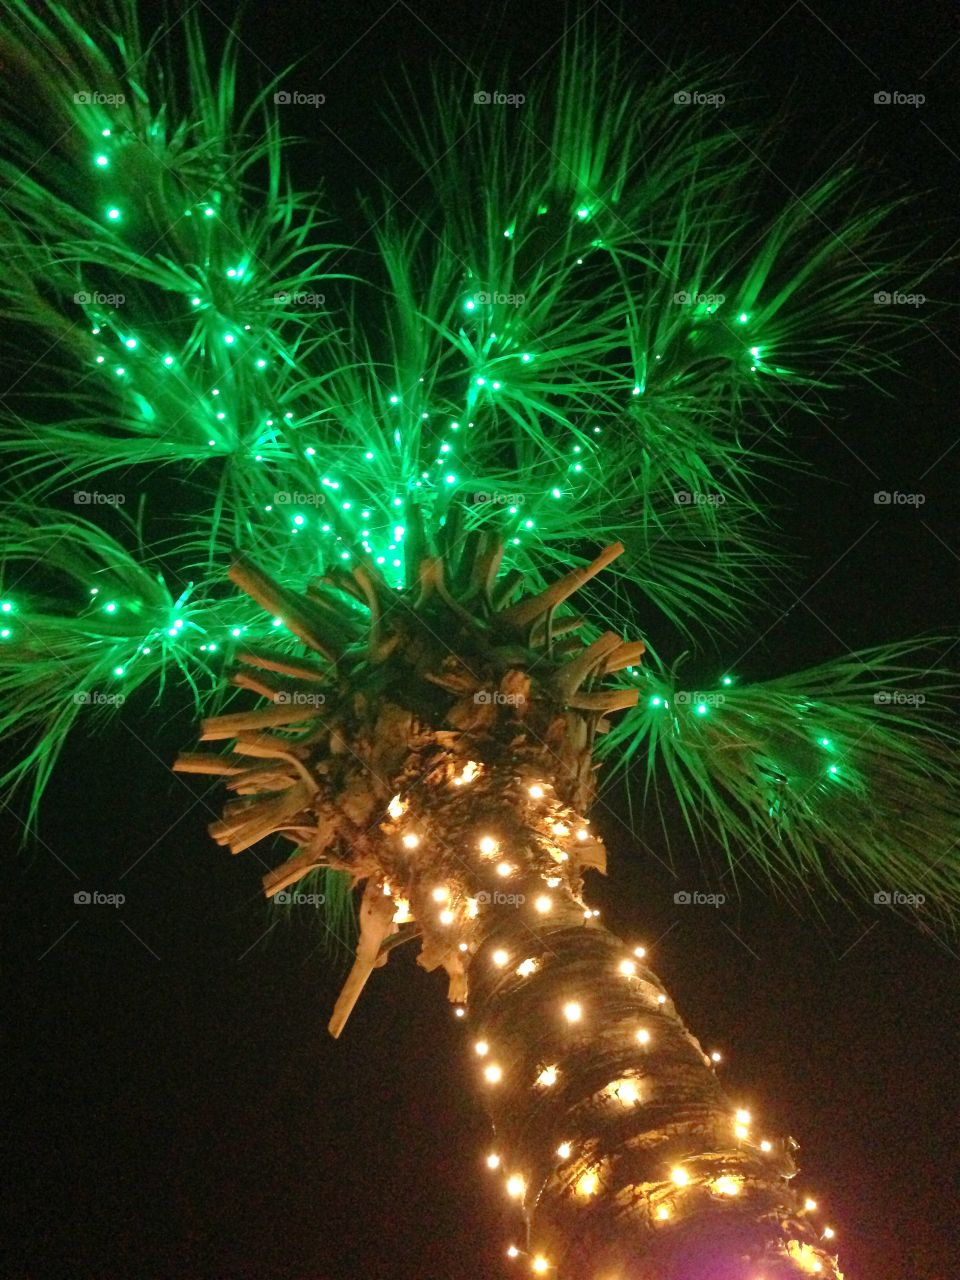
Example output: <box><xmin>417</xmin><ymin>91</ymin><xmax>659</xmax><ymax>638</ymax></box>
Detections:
<box><xmin>413</xmin><ymin>763</ymin><xmax>842</xmax><ymax>1280</ymax></box>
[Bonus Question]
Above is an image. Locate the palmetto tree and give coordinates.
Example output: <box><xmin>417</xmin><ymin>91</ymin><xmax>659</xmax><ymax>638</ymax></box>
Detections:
<box><xmin>1</xmin><ymin>4</ymin><xmax>957</xmax><ymax>1278</ymax></box>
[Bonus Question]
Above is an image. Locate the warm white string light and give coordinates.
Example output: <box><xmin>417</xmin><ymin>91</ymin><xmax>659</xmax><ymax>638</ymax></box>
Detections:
<box><xmin>424</xmin><ymin>835</ymin><xmax>840</xmax><ymax>1275</ymax></box>
<box><xmin>401</xmin><ymin>832</ymin><xmax>419</xmax><ymax>849</ymax></box>
<box><xmin>387</xmin><ymin>794</ymin><xmax>405</xmax><ymax>819</ymax></box>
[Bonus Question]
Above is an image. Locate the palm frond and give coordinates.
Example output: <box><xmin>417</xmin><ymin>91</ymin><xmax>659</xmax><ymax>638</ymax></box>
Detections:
<box><xmin>0</xmin><ymin>0</ymin><xmax>352</xmax><ymax>550</ymax></box>
<box><xmin>0</xmin><ymin>508</ymin><xmax>299</xmax><ymax>824</ymax></box>
<box><xmin>600</xmin><ymin>642</ymin><xmax>960</xmax><ymax>918</ymax></box>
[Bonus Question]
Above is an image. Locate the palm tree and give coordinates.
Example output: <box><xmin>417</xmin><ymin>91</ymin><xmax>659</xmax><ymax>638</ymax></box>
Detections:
<box><xmin>0</xmin><ymin>4</ymin><xmax>956</xmax><ymax>1279</ymax></box>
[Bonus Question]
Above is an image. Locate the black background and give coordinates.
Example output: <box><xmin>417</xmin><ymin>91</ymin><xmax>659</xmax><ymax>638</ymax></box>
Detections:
<box><xmin>2</xmin><ymin>2</ymin><xmax>959</xmax><ymax>1278</ymax></box>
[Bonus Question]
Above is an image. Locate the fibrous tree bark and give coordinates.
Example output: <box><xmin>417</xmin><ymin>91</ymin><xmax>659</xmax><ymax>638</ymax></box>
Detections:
<box><xmin>178</xmin><ymin>528</ymin><xmax>842</xmax><ymax>1280</ymax></box>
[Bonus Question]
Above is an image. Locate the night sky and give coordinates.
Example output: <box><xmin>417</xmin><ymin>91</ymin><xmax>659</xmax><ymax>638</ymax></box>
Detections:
<box><xmin>2</xmin><ymin>2</ymin><xmax>959</xmax><ymax>1278</ymax></box>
